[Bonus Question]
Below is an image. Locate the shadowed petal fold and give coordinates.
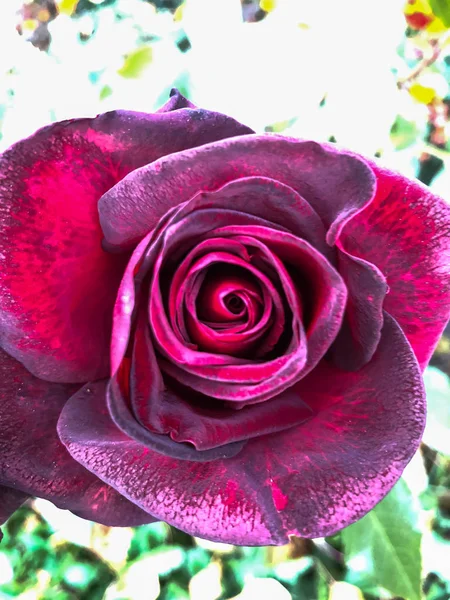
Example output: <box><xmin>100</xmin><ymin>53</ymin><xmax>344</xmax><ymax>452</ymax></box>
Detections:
<box><xmin>329</xmin><ymin>248</ymin><xmax>387</xmax><ymax>371</ymax></box>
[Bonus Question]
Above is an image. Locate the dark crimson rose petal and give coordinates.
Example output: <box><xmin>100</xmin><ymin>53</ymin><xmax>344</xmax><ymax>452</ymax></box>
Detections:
<box><xmin>98</xmin><ymin>135</ymin><xmax>376</xmax><ymax>250</ymax></box>
<box><xmin>0</xmin><ymin>348</ymin><xmax>156</xmax><ymax>526</ymax></box>
<box><xmin>329</xmin><ymin>248</ymin><xmax>387</xmax><ymax>371</ymax></box>
<box><xmin>341</xmin><ymin>161</ymin><xmax>450</xmax><ymax>370</ymax></box>
<box><xmin>58</xmin><ymin>314</ymin><xmax>424</xmax><ymax>544</ymax></box>
<box><xmin>0</xmin><ymin>97</ymin><xmax>253</xmax><ymax>383</ymax></box>
<box><xmin>108</xmin><ymin>175</ymin><xmax>334</xmax><ymax>377</ymax></box>
<box><xmin>107</xmin><ymin>376</ymin><xmax>247</xmax><ymax>462</ymax></box>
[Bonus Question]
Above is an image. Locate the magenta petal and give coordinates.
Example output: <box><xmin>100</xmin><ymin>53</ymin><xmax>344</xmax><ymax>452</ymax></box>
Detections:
<box><xmin>58</xmin><ymin>380</ymin><xmax>281</xmax><ymax>544</ymax></box>
<box><xmin>0</xmin><ymin>348</ymin><xmax>155</xmax><ymax>526</ymax></box>
<box><xmin>208</xmin><ymin>225</ymin><xmax>347</xmax><ymax>375</ymax></box>
<box><xmin>58</xmin><ymin>313</ymin><xmax>425</xmax><ymax>544</ymax></box>
<box><xmin>107</xmin><ymin>376</ymin><xmax>246</xmax><ymax>461</ymax></box>
<box><xmin>98</xmin><ymin>136</ymin><xmax>375</xmax><ymax>249</ymax></box>
<box><xmin>342</xmin><ymin>163</ymin><xmax>450</xmax><ymax>370</ymax></box>
<box><xmin>266</xmin><ymin>312</ymin><xmax>426</xmax><ymax>537</ymax></box>
<box><xmin>0</xmin><ymin>105</ymin><xmax>252</xmax><ymax>383</ymax></box>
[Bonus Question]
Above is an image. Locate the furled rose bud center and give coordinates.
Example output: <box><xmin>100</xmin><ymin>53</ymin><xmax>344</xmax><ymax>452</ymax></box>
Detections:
<box><xmin>225</xmin><ymin>294</ymin><xmax>244</xmax><ymax>314</ymax></box>
<box><xmin>196</xmin><ymin>266</ymin><xmax>263</xmax><ymax>325</ymax></box>
<box><xmin>186</xmin><ymin>265</ymin><xmax>272</xmax><ymax>357</ymax></box>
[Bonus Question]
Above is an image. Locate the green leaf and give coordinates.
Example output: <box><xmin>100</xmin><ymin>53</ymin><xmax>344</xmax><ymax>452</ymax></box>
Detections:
<box><xmin>99</xmin><ymin>85</ymin><xmax>112</xmax><ymax>101</ymax></box>
<box><xmin>341</xmin><ymin>479</ymin><xmax>422</xmax><ymax>600</ymax></box>
<box><xmin>390</xmin><ymin>115</ymin><xmax>419</xmax><ymax>150</ymax></box>
<box><xmin>117</xmin><ymin>46</ymin><xmax>153</xmax><ymax>79</ymax></box>
<box><xmin>316</xmin><ymin>567</ymin><xmax>330</xmax><ymax>600</ymax></box>
<box><xmin>429</xmin><ymin>0</ymin><xmax>450</xmax><ymax>26</ymax></box>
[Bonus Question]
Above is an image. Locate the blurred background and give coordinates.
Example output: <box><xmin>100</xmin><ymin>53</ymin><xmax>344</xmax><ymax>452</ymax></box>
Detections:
<box><xmin>0</xmin><ymin>0</ymin><xmax>450</xmax><ymax>598</ymax></box>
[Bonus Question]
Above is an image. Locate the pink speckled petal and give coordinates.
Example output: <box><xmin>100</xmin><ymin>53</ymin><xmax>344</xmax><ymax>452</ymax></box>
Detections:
<box><xmin>342</xmin><ymin>162</ymin><xmax>450</xmax><ymax>370</ymax></box>
<box><xmin>0</xmin><ymin>104</ymin><xmax>252</xmax><ymax>383</ymax></box>
<box><xmin>58</xmin><ymin>378</ymin><xmax>283</xmax><ymax>544</ymax></box>
<box><xmin>0</xmin><ymin>348</ymin><xmax>155</xmax><ymax>526</ymax></box>
<box><xmin>98</xmin><ymin>136</ymin><xmax>376</xmax><ymax>249</ymax></box>
<box><xmin>259</xmin><ymin>312</ymin><xmax>426</xmax><ymax>538</ymax></box>
<box><xmin>58</xmin><ymin>313</ymin><xmax>425</xmax><ymax>544</ymax></box>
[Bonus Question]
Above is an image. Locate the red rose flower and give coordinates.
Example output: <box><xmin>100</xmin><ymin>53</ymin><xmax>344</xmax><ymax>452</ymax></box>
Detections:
<box><xmin>0</xmin><ymin>91</ymin><xmax>449</xmax><ymax>544</ymax></box>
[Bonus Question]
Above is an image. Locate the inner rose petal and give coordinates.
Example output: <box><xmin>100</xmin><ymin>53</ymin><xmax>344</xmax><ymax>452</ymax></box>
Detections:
<box><xmin>167</xmin><ymin>236</ymin><xmax>283</xmax><ymax>358</ymax></box>
<box><xmin>111</xmin><ymin>193</ymin><xmax>345</xmax><ymax>407</ymax></box>
<box><xmin>150</xmin><ymin>249</ymin><xmax>289</xmax><ymax>370</ymax></box>
<box><xmin>155</xmin><ymin>226</ymin><xmax>346</xmax><ymax>404</ymax></box>
<box><xmin>196</xmin><ymin>266</ymin><xmax>263</xmax><ymax>324</ymax></box>
<box><xmin>183</xmin><ymin>264</ymin><xmax>278</xmax><ymax>357</ymax></box>
<box><xmin>168</xmin><ymin>237</ymin><xmax>251</xmax><ymax>339</ymax></box>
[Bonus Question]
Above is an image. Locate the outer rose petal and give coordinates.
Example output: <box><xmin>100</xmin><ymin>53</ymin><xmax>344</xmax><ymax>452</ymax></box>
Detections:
<box><xmin>58</xmin><ymin>314</ymin><xmax>424</xmax><ymax>544</ymax></box>
<box><xmin>98</xmin><ymin>134</ymin><xmax>376</xmax><ymax>249</ymax></box>
<box><xmin>0</xmin><ymin>348</ymin><xmax>155</xmax><ymax>527</ymax></box>
<box><xmin>342</xmin><ymin>162</ymin><xmax>450</xmax><ymax>370</ymax></box>
<box><xmin>0</xmin><ymin>99</ymin><xmax>253</xmax><ymax>383</ymax></box>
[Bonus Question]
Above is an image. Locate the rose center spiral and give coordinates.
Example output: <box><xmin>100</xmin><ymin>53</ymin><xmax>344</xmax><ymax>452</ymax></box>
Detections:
<box><xmin>224</xmin><ymin>294</ymin><xmax>244</xmax><ymax>314</ymax></box>
<box><xmin>196</xmin><ymin>265</ymin><xmax>263</xmax><ymax>327</ymax></box>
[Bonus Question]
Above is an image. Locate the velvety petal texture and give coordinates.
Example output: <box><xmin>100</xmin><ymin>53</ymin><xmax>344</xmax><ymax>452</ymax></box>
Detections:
<box><xmin>341</xmin><ymin>160</ymin><xmax>450</xmax><ymax>370</ymax></box>
<box><xmin>58</xmin><ymin>315</ymin><xmax>425</xmax><ymax>543</ymax></box>
<box><xmin>0</xmin><ymin>94</ymin><xmax>253</xmax><ymax>383</ymax></box>
<box><xmin>106</xmin><ymin>174</ymin><xmax>348</xmax><ymax>462</ymax></box>
<box><xmin>99</xmin><ymin>134</ymin><xmax>376</xmax><ymax>250</ymax></box>
<box><xmin>0</xmin><ymin>348</ymin><xmax>156</xmax><ymax>526</ymax></box>
<box><xmin>1</xmin><ymin>92</ymin><xmax>448</xmax><ymax>545</ymax></box>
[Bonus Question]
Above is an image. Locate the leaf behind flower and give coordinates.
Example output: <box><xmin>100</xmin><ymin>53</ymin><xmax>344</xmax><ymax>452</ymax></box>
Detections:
<box><xmin>341</xmin><ymin>479</ymin><xmax>422</xmax><ymax>600</ymax></box>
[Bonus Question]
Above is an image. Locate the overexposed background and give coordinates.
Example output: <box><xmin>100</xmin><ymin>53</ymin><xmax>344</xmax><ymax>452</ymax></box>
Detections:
<box><xmin>1</xmin><ymin>0</ymin><xmax>449</xmax><ymax>196</ymax></box>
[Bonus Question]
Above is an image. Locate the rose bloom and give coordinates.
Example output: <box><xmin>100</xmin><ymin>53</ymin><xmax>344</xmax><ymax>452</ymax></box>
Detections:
<box><xmin>0</xmin><ymin>91</ymin><xmax>449</xmax><ymax>545</ymax></box>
